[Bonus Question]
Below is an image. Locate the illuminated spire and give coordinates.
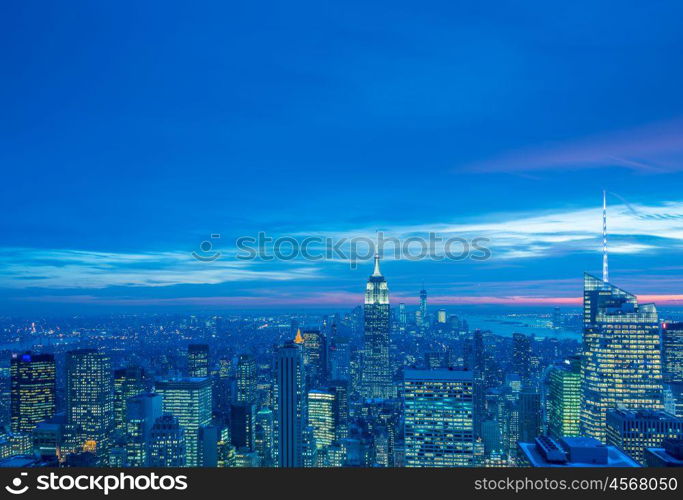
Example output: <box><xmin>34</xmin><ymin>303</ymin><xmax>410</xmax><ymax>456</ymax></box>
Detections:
<box><xmin>602</xmin><ymin>190</ymin><xmax>609</xmax><ymax>283</ymax></box>
<box><xmin>372</xmin><ymin>252</ymin><xmax>382</xmax><ymax>277</ymax></box>
<box><xmin>294</xmin><ymin>328</ymin><xmax>304</xmax><ymax>344</ymax></box>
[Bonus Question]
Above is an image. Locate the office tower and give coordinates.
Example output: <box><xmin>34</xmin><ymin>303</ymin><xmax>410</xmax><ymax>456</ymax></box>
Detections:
<box><xmin>302</xmin><ymin>329</ymin><xmax>327</xmax><ymax>389</ymax></box>
<box><xmin>149</xmin><ymin>415</ymin><xmax>186</xmax><ymax>467</ymax></box>
<box><xmin>606</xmin><ymin>409</ymin><xmax>683</xmax><ymax>464</ymax></box>
<box><xmin>0</xmin><ymin>365</ymin><xmax>10</xmax><ymax>428</ymax></box>
<box><xmin>552</xmin><ymin>307</ymin><xmax>561</xmax><ymax>329</ymax></box>
<box><xmin>481</xmin><ymin>419</ymin><xmax>503</xmax><ymax>456</ymax></box>
<box><xmin>236</xmin><ymin>354</ymin><xmax>257</xmax><ymax>404</ymax></box>
<box><xmin>512</xmin><ymin>333</ymin><xmax>532</xmax><ymax>384</ymax></box>
<box><xmin>663</xmin><ymin>322</ymin><xmax>683</xmax><ymax>383</ymax></box>
<box><xmin>255</xmin><ymin>408</ymin><xmax>274</xmax><ymax>466</ymax></box>
<box><xmin>645</xmin><ymin>438</ymin><xmax>683</xmax><ymax>467</ymax></box>
<box><xmin>518</xmin><ymin>391</ymin><xmax>542</xmax><ymax>443</ymax></box>
<box><xmin>362</xmin><ymin>254</ymin><xmax>394</xmax><ymax>399</ymax></box>
<box><xmin>398</xmin><ymin>303</ymin><xmax>407</xmax><ymax>333</ymax></box>
<box><xmin>329</xmin><ymin>336</ymin><xmax>351</xmax><ymax>381</ymax></box>
<box><xmin>214</xmin><ymin>357</ymin><xmax>232</xmax><ymax>414</ymax></box>
<box><xmin>501</xmin><ymin>399</ymin><xmax>520</xmax><ymax>460</ymax></box>
<box><xmin>581</xmin><ymin>273</ymin><xmax>664</xmax><ymax>441</ymax></box>
<box><xmin>403</xmin><ymin>369</ymin><xmax>474</xmax><ymax>467</ymax></box>
<box><xmin>113</xmin><ymin>366</ymin><xmax>145</xmax><ymax>433</ymax></box>
<box><xmin>198</xmin><ymin>425</ymin><xmax>218</xmax><ymax>467</ymax></box>
<box><xmin>10</xmin><ymin>352</ymin><xmax>56</xmax><ymax>434</ymax></box>
<box><xmin>437</xmin><ymin>309</ymin><xmax>447</xmax><ymax>324</ymax></box>
<box><xmin>517</xmin><ymin>436</ymin><xmax>639</xmax><ymax>467</ymax></box>
<box><xmin>156</xmin><ymin>377</ymin><xmax>212</xmax><ymax>467</ymax></box>
<box><xmin>419</xmin><ymin>287</ymin><xmax>427</xmax><ymax>328</ymax></box>
<box><xmin>187</xmin><ymin>344</ymin><xmax>209</xmax><ymax>378</ymax></box>
<box><xmin>125</xmin><ymin>393</ymin><xmax>162</xmax><ymax>467</ymax></box>
<box><xmin>230</xmin><ymin>403</ymin><xmax>255</xmax><ymax>450</ymax></box>
<box><xmin>307</xmin><ymin>389</ymin><xmax>336</xmax><ymax>450</ymax></box>
<box><xmin>328</xmin><ymin>380</ymin><xmax>349</xmax><ymax>439</ymax></box>
<box><xmin>66</xmin><ymin>349</ymin><xmax>114</xmax><ymax>460</ymax></box>
<box><xmin>546</xmin><ymin>358</ymin><xmax>581</xmax><ymax>439</ymax></box>
<box><xmin>472</xmin><ymin>330</ymin><xmax>486</xmax><ymax>438</ymax></box>
<box><xmin>276</xmin><ymin>341</ymin><xmax>305</xmax><ymax>467</ymax></box>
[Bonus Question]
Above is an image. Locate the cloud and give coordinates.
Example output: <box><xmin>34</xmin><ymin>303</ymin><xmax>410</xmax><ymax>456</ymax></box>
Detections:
<box><xmin>2</xmin><ymin>199</ymin><xmax>683</xmax><ymax>294</ymax></box>
<box><xmin>0</xmin><ymin>248</ymin><xmax>319</xmax><ymax>289</ymax></box>
<box><xmin>462</xmin><ymin>118</ymin><xmax>683</xmax><ymax>174</ymax></box>
<box><xmin>301</xmin><ymin>199</ymin><xmax>683</xmax><ymax>261</ymax></box>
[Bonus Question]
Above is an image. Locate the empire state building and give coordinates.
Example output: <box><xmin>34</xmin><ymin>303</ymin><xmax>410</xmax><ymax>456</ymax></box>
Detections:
<box><xmin>361</xmin><ymin>253</ymin><xmax>395</xmax><ymax>399</ymax></box>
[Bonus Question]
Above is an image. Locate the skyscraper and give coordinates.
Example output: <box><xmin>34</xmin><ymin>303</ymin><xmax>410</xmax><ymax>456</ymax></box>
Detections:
<box><xmin>362</xmin><ymin>254</ymin><xmax>394</xmax><ymax>399</ymax></box>
<box><xmin>113</xmin><ymin>366</ymin><xmax>145</xmax><ymax>433</ymax></box>
<box><xmin>398</xmin><ymin>303</ymin><xmax>407</xmax><ymax>333</ymax></box>
<box><xmin>606</xmin><ymin>409</ymin><xmax>683</xmax><ymax>465</ymax></box>
<box><xmin>125</xmin><ymin>393</ymin><xmax>162</xmax><ymax>467</ymax></box>
<box><xmin>10</xmin><ymin>352</ymin><xmax>56</xmax><ymax>434</ymax></box>
<box><xmin>236</xmin><ymin>354</ymin><xmax>257</xmax><ymax>404</ymax></box>
<box><xmin>546</xmin><ymin>358</ymin><xmax>581</xmax><ymax>439</ymax></box>
<box><xmin>419</xmin><ymin>286</ymin><xmax>427</xmax><ymax>328</ymax></box>
<box><xmin>187</xmin><ymin>344</ymin><xmax>209</xmax><ymax>378</ymax></box>
<box><xmin>329</xmin><ymin>336</ymin><xmax>351</xmax><ymax>382</ymax></box>
<box><xmin>581</xmin><ymin>273</ymin><xmax>664</xmax><ymax>441</ymax></box>
<box><xmin>403</xmin><ymin>369</ymin><xmax>474</xmax><ymax>467</ymax></box>
<box><xmin>512</xmin><ymin>333</ymin><xmax>532</xmax><ymax>384</ymax></box>
<box><xmin>149</xmin><ymin>415</ymin><xmax>186</xmax><ymax>467</ymax></box>
<box><xmin>275</xmin><ymin>341</ymin><xmax>305</xmax><ymax>467</ymax></box>
<box><xmin>307</xmin><ymin>389</ymin><xmax>336</xmax><ymax>450</ymax></box>
<box><xmin>472</xmin><ymin>330</ymin><xmax>486</xmax><ymax>438</ymax></box>
<box><xmin>302</xmin><ymin>329</ymin><xmax>327</xmax><ymax>389</ymax></box>
<box><xmin>518</xmin><ymin>391</ymin><xmax>542</xmax><ymax>443</ymax></box>
<box><xmin>66</xmin><ymin>349</ymin><xmax>114</xmax><ymax>461</ymax></box>
<box><xmin>662</xmin><ymin>322</ymin><xmax>683</xmax><ymax>384</ymax></box>
<box><xmin>230</xmin><ymin>402</ymin><xmax>256</xmax><ymax>451</ymax></box>
<box><xmin>255</xmin><ymin>408</ymin><xmax>274</xmax><ymax>466</ymax></box>
<box><xmin>156</xmin><ymin>377</ymin><xmax>212</xmax><ymax>467</ymax></box>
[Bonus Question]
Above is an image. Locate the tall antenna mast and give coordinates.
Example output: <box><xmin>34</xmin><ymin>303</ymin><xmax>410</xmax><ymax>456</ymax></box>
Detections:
<box><xmin>602</xmin><ymin>190</ymin><xmax>609</xmax><ymax>283</ymax></box>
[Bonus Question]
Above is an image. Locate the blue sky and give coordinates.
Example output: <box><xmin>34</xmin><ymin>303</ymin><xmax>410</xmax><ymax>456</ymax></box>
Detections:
<box><xmin>2</xmin><ymin>1</ymin><xmax>683</xmax><ymax>313</ymax></box>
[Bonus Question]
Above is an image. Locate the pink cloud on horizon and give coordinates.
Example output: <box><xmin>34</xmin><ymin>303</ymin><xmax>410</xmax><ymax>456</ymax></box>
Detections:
<box><xmin>19</xmin><ymin>292</ymin><xmax>683</xmax><ymax>307</ymax></box>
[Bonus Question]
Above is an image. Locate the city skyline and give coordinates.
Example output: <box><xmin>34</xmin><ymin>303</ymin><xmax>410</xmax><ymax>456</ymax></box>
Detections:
<box><xmin>4</xmin><ymin>2</ymin><xmax>683</xmax><ymax>312</ymax></box>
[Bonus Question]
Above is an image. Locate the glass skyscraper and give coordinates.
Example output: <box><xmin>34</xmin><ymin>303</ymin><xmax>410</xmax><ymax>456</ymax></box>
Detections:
<box><xmin>155</xmin><ymin>377</ymin><xmax>212</xmax><ymax>467</ymax></box>
<box><xmin>236</xmin><ymin>354</ymin><xmax>257</xmax><ymax>404</ymax></box>
<box><xmin>662</xmin><ymin>322</ymin><xmax>683</xmax><ymax>384</ymax></box>
<box><xmin>125</xmin><ymin>392</ymin><xmax>162</xmax><ymax>467</ymax></box>
<box><xmin>10</xmin><ymin>352</ymin><xmax>56</xmax><ymax>435</ymax></box>
<box><xmin>581</xmin><ymin>273</ymin><xmax>664</xmax><ymax>441</ymax></box>
<box><xmin>307</xmin><ymin>389</ymin><xmax>335</xmax><ymax>450</ymax></box>
<box><xmin>403</xmin><ymin>369</ymin><xmax>474</xmax><ymax>467</ymax></box>
<box><xmin>66</xmin><ymin>349</ymin><xmax>114</xmax><ymax>461</ymax></box>
<box><xmin>546</xmin><ymin>358</ymin><xmax>581</xmax><ymax>439</ymax></box>
<box><xmin>275</xmin><ymin>341</ymin><xmax>305</xmax><ymax>467</ymax></box>
<box><xmin>302</xmin><ymin>329</ymin><xmax>327</xmax><ymax>389</ymax></box>
<box><xmin>113</xmin><ymin>366</ymin><xmax>145</xmax><ymax>433</ymax></box>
